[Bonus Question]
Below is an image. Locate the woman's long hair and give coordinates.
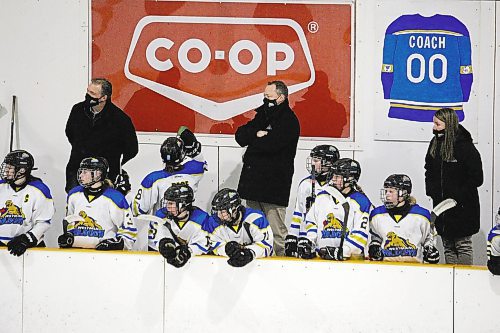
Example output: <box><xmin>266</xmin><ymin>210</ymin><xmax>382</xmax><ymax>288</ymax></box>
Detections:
<box><xmin>429</xmin><ymin>108</ymin><xmax>459</xmax><ymax>162</ymax></box>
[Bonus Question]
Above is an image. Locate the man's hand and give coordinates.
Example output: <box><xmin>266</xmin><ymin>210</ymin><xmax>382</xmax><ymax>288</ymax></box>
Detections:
<box><xmin>256</xmin><ymin>130</ymin><xmax>268</xmax><ymax>138</ymax></box>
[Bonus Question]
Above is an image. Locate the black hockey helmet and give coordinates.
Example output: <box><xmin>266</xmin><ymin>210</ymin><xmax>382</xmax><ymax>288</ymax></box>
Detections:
<box><xmin>381</xmin><ymin>174</ymin><xmax>412</xmax><ymax>209</ymax></box>
<box><xmin>77</xmin><ymin>157</ymin><xmax>109</xmax><ymax>187</ymax></box>
<box><xmin>306</xmin><ymin>145</ymin><xmax>340</xmax><ymax>175</ymax></box>
<box><xmin>327</xmin><ymin>158</ymin><xmax>361</xmax><ymax>190</ymax></box>
<box><xmin>1</xmin><ymin>150</ymin><xmax>36</xmax><ymax>183</ymax></box>
<box><xmin>177</xmin><ymin>126</ymin><xmax>201</xmax><ymax>158</ymax></box>
<box><xmin>160</xmin><ymin>137</ymin><xmax>186</xmax><ymax>166</ymax></box>
<box><xmin>163</xmin><ymin>183</ymin><xmax>194</xmax><ymax>219</ymax></box>
<box><xmin>211</xmin><ymin>188</ymin><xmax>243</xmax><ymax>226</ymax></box>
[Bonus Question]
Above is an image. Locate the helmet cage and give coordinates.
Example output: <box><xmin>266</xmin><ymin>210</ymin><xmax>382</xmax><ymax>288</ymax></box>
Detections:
<box><xmin>1</xmin><ymin>150</ymin><xmax>35</xmax><ymax>183</ymax></box>
<box><xmin>77</xmin><ymin>157</ymin><xmax>108</xmax><ymax>188</ymax></box>
<box><xmin>327</xmin><ymin>158</ymin><xmax>360</xmax><ymax>191</ymax></box>
<box><xmin>162</xmin><ymin>184</ymin><xmax>194</xmax><ymax>219</ymax></box>
<box><xmin>306</xmin><ymin>145</ymin><xmax>339</xmax><ymax>175</ymax></box>
<box><xmin>211</xmin><ymin>189</ymin><xmax>242</xmax><ymax>226</ymax></box>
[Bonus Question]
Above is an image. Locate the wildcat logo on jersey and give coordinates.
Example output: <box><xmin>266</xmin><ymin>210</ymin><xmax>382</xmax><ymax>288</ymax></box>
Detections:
<box><xmin>124</xmin><ymin>16</ymin><xmax>315</xmax><ymax>121</ymax></box>
<box><xmin>321</xmin><ymin>213</ymin><xmax>347</xmax><ymax>238</ymax></box>
<box><xmin>69</xmin><ymin>211</ymin><xmax>104</xmax><ymax>238</ymax></box>
<box><xmin>382</xmin><ymin>232</ymin><xmax>417</xmax><ymax>258</ymax></box>
<box><xmin>0</xmin><ymin>200</ymin><xmax>26</xmax><ymax>225</ymax></box>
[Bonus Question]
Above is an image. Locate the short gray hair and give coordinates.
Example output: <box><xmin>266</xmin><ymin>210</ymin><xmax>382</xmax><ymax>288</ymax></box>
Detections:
<box><xmin>91</xmin><ymin>78</ymin><xmax>112</xmax><ymax>99</ymax></box>
<box><xmin>268</xmin><ymin>80</ymin><xmax>288</xmax><ymax>98</ymax></box>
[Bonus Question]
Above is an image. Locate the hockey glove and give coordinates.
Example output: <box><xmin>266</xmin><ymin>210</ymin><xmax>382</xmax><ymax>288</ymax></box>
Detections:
<box><xmin>368</xmin><ymin>244</ymin><xmax>384</xmax><ymax>261</ymax></box>
<box><xmin>297</xmin><ymin>237</ymin><xmax>316</xmax><ymax>259</ymax></box>
<box><xmin>487</xmin><ymin>256</ymin><xmax>500</xmax><ymax>275</ymax></box>
<box><xmin>225</xmin><ymin>241</ymin><xmax>242</xmax><ymax>258</ymax></box>
<box><xmin>114</xmin><ymin>170</ymin><xmax>131</xmax><ymax>196</ymax></box>
<box><xmin>7</xmin><ymin>232</ymin><xmax>38</xmax><ymax>256</ymax></box>
<box><xmin>305</xmin><ymin>196</ymin><xmax>314</xmax><ymax>211</ymax></box>
<box><xmin>319</xmin><ymin>246</ymin><xmax>345</xmax><ymax>261</ymax></box>
<box><xmin>227</xmin><ymin>248</ymin><xmax>255</xmax><ymax>267</ymax></box>
<box><xmin>158</xmin><ymin>238</ymin><xmax>176</xmax><ymax>260</ymax></box>
<box><xmin>423</xmin><ymin>245</ymin><xmax>440</xmax><ymax>264</ymax></box>
<box><xmin>58</xmin><ymin>232</ymin><xmax>74</xmax><ymax>249</ymax></box>
<box><xmin>95</xmin><ymin>237</ymin><xmax>124</xmax><ymax>251</ymax></box>
<box><xmin>167</xmin><ymin>245</ymin><xmax>192</xmax><ymax>268</ymax></box>
<box><xmin>284</xmin><ymin>235</ymin><xmax>298</xmax><ymax>257</ymax></box>
<box><xmin>178</xmin><ymin>126</ymin><xmax>201</xmax><ymax>158</ymax></box>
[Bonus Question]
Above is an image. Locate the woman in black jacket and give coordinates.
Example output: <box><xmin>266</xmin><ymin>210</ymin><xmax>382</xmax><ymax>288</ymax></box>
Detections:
<box><xmin>424</xmin><ymin>108</ymin><xmax>483</xmax><ymax>265</ymax></box>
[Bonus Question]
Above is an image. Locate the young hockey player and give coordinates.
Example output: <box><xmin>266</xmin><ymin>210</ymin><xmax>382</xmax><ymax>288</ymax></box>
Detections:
<box><xmin>486</xmin><ymin>207</ymin><xmax>500</xmax><ymax>275</ymax></box>
<box><xmin>300</xmin><ymin>158</ymin><xmax>371</xmax><ymax>260</ymax></box>
<box><xmin>369</xmin><ymin>174</ymin><xmax>439</xmax><ymax>263</ymax></box>
<box><xmin>132</xmin><ymin>134</ymin><xmax>207</xmax><ymax>249</ymax></box>
<box><xmin>285</xmin><ymin>145</ymin><xmax>340</xmax><ymax>257</ymax></box>
<box><xmin>58</xmin><ymin>157</ymin><xmax>137</xmax><ymax>250</ymax></box>
<box><xmin>0</xmin><ymin>150</ymin><xmax>55</xmax><ymax>256</ymax></box>
<box><xmin>149</xmin><ymin>183</ymin><xmax>211</xmax><ymax>268</ymax></box>
<box><xmin>205</xmin><ymin>188</ymin><xmax>273</xmax><ymax>267</ymax></box>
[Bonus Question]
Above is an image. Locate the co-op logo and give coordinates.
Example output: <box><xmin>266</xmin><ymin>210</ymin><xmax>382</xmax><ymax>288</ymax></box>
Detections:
<box><xmin>124</xmin><ymin>16</ymin><xmax>315</xmax><ymax>121</ymax></box>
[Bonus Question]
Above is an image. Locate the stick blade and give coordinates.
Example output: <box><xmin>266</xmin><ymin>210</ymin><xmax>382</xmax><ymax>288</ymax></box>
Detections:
<box><xmin>433</xmin><ymin>198</ymin><xmax>457</xmax><ymax>217</ymax></box>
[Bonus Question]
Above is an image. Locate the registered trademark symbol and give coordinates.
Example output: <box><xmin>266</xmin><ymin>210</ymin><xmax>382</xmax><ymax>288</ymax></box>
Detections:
<box><xmin>308</xmin><ymin>21</ymin><xmax>319</xmax><ymax>33</ymax></box>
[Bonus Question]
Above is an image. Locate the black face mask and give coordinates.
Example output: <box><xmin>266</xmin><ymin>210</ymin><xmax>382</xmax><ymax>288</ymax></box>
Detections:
<box><xmin>433</xmin><ymin>129</ymin><xmax>445</xmax><ymax>138</ymax></box>
<box><xmin>85</xmin><ymin>93</ymin><xmax>101</xmax><ymax>107</ymax></box>
<box><xmin>263</xmin><ymin>97</ymin><xmax>279</xmax><ymax>108</ymax></box>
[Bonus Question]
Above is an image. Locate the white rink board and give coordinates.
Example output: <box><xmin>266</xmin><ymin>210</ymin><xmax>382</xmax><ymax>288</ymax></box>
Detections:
<box><xmin>22</xmin><ymin>249</ymin><xmax>165</xmax><ymax>333</ymax></box>
<box><xmin>0</xmin><ymin>250</ymin><xmax>23</xmax><ymax>333</ymax></box>
<box><xmin>164</xmin><ymin>256</ymin><xmax>453</xmax><ymax>333</ymax></box>
<box><xmin>454</xmin><ymin>268</ymin><xmax>500</xmax><ymax>333</ymax></box>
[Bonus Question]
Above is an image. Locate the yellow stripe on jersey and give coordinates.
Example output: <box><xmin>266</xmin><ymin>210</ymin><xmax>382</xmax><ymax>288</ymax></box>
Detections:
<box><xmin>349</xmin><ymin>233</ymin><xmax>368</xmax><ymax>247</ymax></box>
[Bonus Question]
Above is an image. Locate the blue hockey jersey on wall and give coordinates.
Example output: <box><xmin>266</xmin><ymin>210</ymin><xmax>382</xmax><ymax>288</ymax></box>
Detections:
<box><xmin>381</xmin><ymin>14</ymin><xmax>473</xmax><ymax>122</ymax></box>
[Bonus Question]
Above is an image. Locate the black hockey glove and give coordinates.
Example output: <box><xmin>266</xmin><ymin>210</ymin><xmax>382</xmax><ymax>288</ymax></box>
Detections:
<box><xmin>297</xmin><ymin>237</ymin><xmax>316</xmax><ymax>259</ymax></box>
<box><xmin>423</xmin><ymin>245</ymin><xmax>440</xmax><ymax>264</ymax></box>
<box><xmin>158</xmin><ymin>238</ymin><xmax>176</xmax><ymax>260</ymax></box>
<box><xmin>58</xmin><ymin>232</ymin><xmax>74</xmax><ymax>249</ymax></box>
<box><xmin>95</xmin><ymin>237</ymin><xmax>124</xmax><ymax>251</ymax></box>
<box><xmin>227</xmin><ymin>248</ymin><xmax>255</xmax><ymax>267</ymax></box>
<box><xmin>305</xmin><ymin>196</ymin><xmax>314</xmax><ymax>211</ymax></box>
<box><xmin>178</xmin><ymin>126</ymin><xmax>201</xmax><ymax>158</ymax></box>
<box><xmin>487</xmin><ymin>256</ymin><xmax>500</xmax><ymax>275</ymax></box>
<box><xmin>167</xmin><ymin>245</ymin><xmax>192</xmax><ymax>268</ymax></box>
<box><xmin>368</xmin><ymin>244</ymin><xmax>384</xmax><ymax>261</ymax></box>
<box><xmin>225</xmin><ymin>241</ymin><xmax>242</xmax><ymax>258</ymax></box>
<box><xmin>319</xmin><ymin>246</ymin><xmax>345</xmax><ymax>261</ymax></box>
<box><xmin>284</xmin><ymin>235</ymin><xmax>298</xmax><ymax>257</ymax></box>
<box><xmin>7</xmin><ymin>232</ymin><xmax>38</xmax><ymax>256</ymax></box>
<box><xmin>114</xmin><ymin>170</ymin><xmax>131</xmax><ymax>196</ymax></box>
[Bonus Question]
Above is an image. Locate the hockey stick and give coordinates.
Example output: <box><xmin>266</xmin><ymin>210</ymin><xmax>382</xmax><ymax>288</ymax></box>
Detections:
<box><xmin>136</xmin><ymin>214</ymin><xmax>187</xmax><ymax>245</ymax></box>
<box><xmin>430</xmin><ymin>198</ymin><xmax>457</xmax><ymax>227</ymax></box>
<box><xmin>338</xmin><ymin>201</ymin><xmax>350</xmax><ymax>260</ymax></box>
<box><xmin>306</xmin><ymin>165</ymin><xmax>316</xmax><ymax>212</ymax></box>
<box><xmin>10</xmin><ymin>96</ymin><xmax>17</xmax><ymax>152</ymax></box>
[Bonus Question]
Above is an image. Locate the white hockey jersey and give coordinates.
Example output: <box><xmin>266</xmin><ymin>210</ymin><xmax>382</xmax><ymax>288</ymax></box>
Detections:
<box><xmin>289</xmin><ymin>175</ymin><xmax>328</xmax><ymax>237</ymax></box>
<box><xmin>487</xmin><ymin>225</ymin><xmax>500</xmax><ymax>258</ymax></box>
<box><xmin>132</xmin><ymin>157</ymin><xmax>207</xmax><ymax>216</ymax></box>
<box><xmin>66</xmin><ymin>186</ymin><xmax>137</xmax><ymax>250</ymax></box>
<box><xmin>304</xmin><ymin>186</ymin><xmax>371</xmax><ymax>258</ymax></box>
<box><xmin>369</xmin><ymin>204</ymin><xmax>433</xmax><ymax>263</ymax></box>
<box><xmin>149</xmin><ymin>207</ymin><xmax>211</xmax><ymax>255</ymax></box>
<box><xmin>0</xmin><ymin>178</ymin><xmax>54</xmax><ymax>244</ymax></box>
<box><xmin>205</xmin><ymin>207</ymin><xmax>273</xmax><ymax>258</ymax></box>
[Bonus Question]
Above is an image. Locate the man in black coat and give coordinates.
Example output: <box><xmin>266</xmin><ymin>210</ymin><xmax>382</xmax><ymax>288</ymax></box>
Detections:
<box><xmin>65</xmin><ymin>78</ymin><xmax>138</xmax><ymax>193</ymax></box>
<box><xmin>424</xmin><ymin>108</ymin><xmax>483</xmax><ymax>265</ymax></box>
<box><xmin>235</xmin><ymin>80</ymin><xmax>300</xmax><ymax>256</ymax></box>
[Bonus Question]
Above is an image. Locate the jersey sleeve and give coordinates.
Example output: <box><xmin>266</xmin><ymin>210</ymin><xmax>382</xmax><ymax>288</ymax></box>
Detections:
<box><xmin>381</xmin><ymin>33</ymin><xmax>397</xmax><ymax>99</ymax></box>
<box><xmin>345</xmin><ymin>195</ymin><xmax>371</xmax><ymax>257</ymax></box>
<box><xmin>304</xmin><ymin>199</ymin><xmax>320</xmax><ymax>246</ymax></box>
<box><xmin>487</xmin><ymin>226</ymin><xmax>500</xmax><ymax>258</ymax></box>
<box><xmin>244</xmin><ymin>217</ymin><xmax>274</xmax><ymax>258</ymax></box>
<box><xmin>111</xmin><ymin>195</ymin><xmax>137</xmax><ymax>250</ymax></box>
<box><xmin>289</xmin><ymin>179</ymin><xmax>309</xmax><ymax>237</ymax></box>
<box><xmin>369</xmin><ymin>210</ymin><xmax>383</xmax><ymax>247</ymax></box>
<box><xmin>132</xmin><ymin>175</ymin><xmax>159</xmax><ymax>216</ymax></box>
<box><xmin>29</xmin><ymin>184</ymin><xmax>56</xmax><ymax>241</ymax></box>
<box><xmin>458</xmin><ymin>34</ymin><xmax>473</xmax><ymax>102</ymax></box>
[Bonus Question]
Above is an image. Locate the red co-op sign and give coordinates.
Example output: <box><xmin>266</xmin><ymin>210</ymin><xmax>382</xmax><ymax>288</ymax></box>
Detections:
<box><xmin>93</xmin><ymin>1</ymin><xmax>352</xmax><ymax>137</ymax></box>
